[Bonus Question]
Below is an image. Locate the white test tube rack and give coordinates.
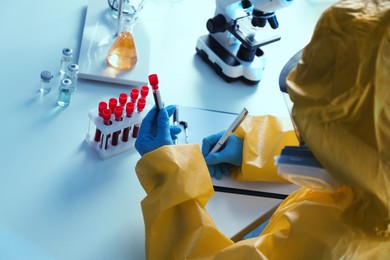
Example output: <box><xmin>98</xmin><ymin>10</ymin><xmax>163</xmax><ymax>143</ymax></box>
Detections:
<box><xmin>85</xmin><ymin>106</ymin><xmax>145</xmax><ymax>160</ymax></box>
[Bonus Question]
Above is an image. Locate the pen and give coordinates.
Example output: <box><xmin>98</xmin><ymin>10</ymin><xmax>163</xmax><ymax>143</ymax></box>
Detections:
<box><xmin>208</xmin><ymin>108</ymin><xmax>248</xmax><ymax>154</ymax></box>
<box><xmin>173</xmin><ymin>105</ymin><xmax>179</xmax><ymax>145</ymax></box>
<box><xmin>179</xmin><ymin>121</ymin><xmax>189</xmax><ymax>144</ymax></box>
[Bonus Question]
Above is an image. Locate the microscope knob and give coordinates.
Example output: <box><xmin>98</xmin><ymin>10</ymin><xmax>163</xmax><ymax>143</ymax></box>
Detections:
<box><xmin>237</xmin><ymin>44</ymin><xmax>256</xmax><ymax>62</ymax></box>
<box><xmin>206</xmin><ymin>14</ymin><xmax>227</xmax><ymax>33</ymax></box>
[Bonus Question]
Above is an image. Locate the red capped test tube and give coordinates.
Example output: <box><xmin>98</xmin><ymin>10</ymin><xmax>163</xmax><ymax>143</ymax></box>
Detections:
<box><xmin>102</xmin><ymin>108</ymin><xmax>112</xmax><ymax>125</ymax></box>
<box><xmin>130</xmin><ymin>88</ymin><xmax>139</xmax><ymax>103</ymax></box>
<box><xmin>119</xmin><ymin>93</ymin><xmax>128</xmax><ymax>107</ymax></box>
<box><xmin>111</xmin><ymin>106</ymin><xmax>124</xmax><ymax>146</ymax></box>
<box><xmin>101</xmin><ymin>108</ymin><xmax>112</xmax><ymax>149</ymax></box>
<box><xmin>137</xmin><ymin>98</ymin><xmax>146</xmax><ymax>113</ymax></box>
<box><xmin>122</xmin><ymin>102</ymin><xmax>134</xmax><ymax>142</ymax></box>
<box><xmin>140</xmin><ymin>85</ymin><xmax>149</xmax><ymax>98</ymax></box>
<box><xmin>109</xmin><ymin>98</ymin><xmax>117</xmax><ymax>113</ymax></box>
<box><xmin>94</xmin><ymin>101</ymin><xmax>107</xmax><ymax>142</ymax></box>
<box><xmin>132</xmin><ymin>123</ymin><xmax>140</xmax><ymax>138</ymax></box>
<box><xmin>125</xmin><ymin>102</ymin><xmax>135</xmax><ymax>118</ymax></box>
<box><xmin>148</xmin><ymin>74</ymin><xmax>163</xmax><ymax>111</ymax></box>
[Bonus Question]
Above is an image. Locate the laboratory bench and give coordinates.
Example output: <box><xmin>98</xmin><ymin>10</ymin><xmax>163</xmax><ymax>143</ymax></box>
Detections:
<box><xmin>0</xmin><ymin>0</ymin><xmax>334</xmax><ymax>259</ymax></box>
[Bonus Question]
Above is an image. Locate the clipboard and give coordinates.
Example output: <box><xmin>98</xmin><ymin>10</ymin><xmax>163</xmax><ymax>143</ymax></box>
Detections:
<box><xmin>177</xmin><ymin>106</ymin><xmax>299</xmax><ymax>199</ymax></box>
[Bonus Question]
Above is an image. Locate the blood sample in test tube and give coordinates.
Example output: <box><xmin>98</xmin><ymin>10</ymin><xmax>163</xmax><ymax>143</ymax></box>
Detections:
<box><xmin>148</xmin><ymin>73</ymin><xmax>163</xmax><ymax>111</ymax></box>
<box><xmin>132</xmin><ymin>123</ymin><xmax>140</xmax><ymax>138</ymax></box>
<box><xmin>111</xmin><ymin>106</ymin><xmax>123</xmax><ymax>146</ymax></box>
<box><xmin>130</xmin><ymin>88</ymin><xmax>139</xmax><ymax>103</ymax></box>
<box><xmin>140</xmin><ymin>85</ymin><xmax>149</xmax><ymax>98</ymax></box>
<box><xmin>109</xmin><ymin>98</ymin><xmax>117</xmax><ymax>113</ymax></box>
<box><xmin>137</xmin><ymin>98</ymin><xmax>146</xmax><ymax>113</ymax></box>
<box><xmin>119</xmin><ymin>93</ymin><xmax>128</xmax><ymax>107</ymax></box>
<box><xmin>122</xmin><ymin>102</ymin><xmax>134</xmax><ymax>142</ymax></box>
<box><xmin>94</xmin><ymin>101</ymin><xmax>107</xmax><ymax>142</ymax></box>
<box><xmin>125</xmin><ymin>102</ymin><xmax>135</xmax><ymax>118</ymax></box>
<box><xmin>102</xmin><ymin>108</ymin><xmax>112</xmax><ymax>149</ymax></box>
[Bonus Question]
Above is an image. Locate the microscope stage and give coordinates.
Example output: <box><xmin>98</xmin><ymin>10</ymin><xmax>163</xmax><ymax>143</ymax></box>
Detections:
<box><xmin>196</xmin><ymin>34</ymin><xmax>266</xmax><ymax>85</ymax></box>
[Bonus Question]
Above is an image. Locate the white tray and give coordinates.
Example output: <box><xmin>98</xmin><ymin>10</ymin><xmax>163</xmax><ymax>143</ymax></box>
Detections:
<box><xmin>78</xmin><ymin>0</ymin><xmax>150</xmax><ymax>86</ymax></box>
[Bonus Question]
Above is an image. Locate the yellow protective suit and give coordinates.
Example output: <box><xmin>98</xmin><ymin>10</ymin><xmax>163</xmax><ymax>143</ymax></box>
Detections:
<box><xmin>135</xmin><ymin>0</ymin><xmax>390</xmax><ymax>259</ymax></box>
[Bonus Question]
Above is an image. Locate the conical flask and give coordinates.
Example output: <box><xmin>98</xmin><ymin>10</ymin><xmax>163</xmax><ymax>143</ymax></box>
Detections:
<box><xmin>106</xmin><ymin>15</ymin><xmax>137</xmax><ymax>70</ymax></box>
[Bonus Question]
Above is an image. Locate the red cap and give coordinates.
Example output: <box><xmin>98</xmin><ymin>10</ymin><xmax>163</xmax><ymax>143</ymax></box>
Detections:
<box><xmin>126</xmin><ymin>102</ymin><xmax>135</xmax><ymax>116</ymax></box>
<box><xmin>130</xmin><ymin>88</ymin><xmax>139</xmax><ymax>101</ymax></box>
<box><xmin>119</xmin><ymin>93</ymin><xmax>128</xmax><ymax>106</ymax></box>
<box><xmin>148</xmin><ymin>74</ymin><xmax>159</xmax><ymax>89</ymax></box>
<box><xmin>109</xmin><ymin>98</ymin><xmax>117</xmax><ymax>111</ymax></box>
<box><xmin>137</xmin><ymin>98</ymin><xmax>146</xmax><ymax>112</ymax></box>
<box><xmin>140</xmin><ymin>85</ymin><xmax>149</xmax><ymax>97</ymax></box>
<box><xmin>102</xmin><ymin>108</ymin><xmax>112</xmax><ymax>121</ymax></box>
<box><xmin>114</xmin><ymin>105</ymin><xmax>124</xmax><ymax>119</ymax></box>
<box><xmin>98</xmin><ymin>101</ymin><xmax>107</xmax><ymax>116</ymax></box>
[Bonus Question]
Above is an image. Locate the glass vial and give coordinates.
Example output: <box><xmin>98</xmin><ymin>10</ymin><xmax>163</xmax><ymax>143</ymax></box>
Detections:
<box><xmin>40</xmin><ymin>71</ymin><xmax>53</xmax><ymax>94</ymax></box>
<box><xmin>66</xmin><ymin>63</ymin><xmax>79</xmax><ymax>91</ymax></box>
<box><xmin>57</xmin><ymin>78</ymin><xmax>72</xmax><ymax>107</ymax></box>
<box><xmin>106</xmin><ymin>16</ymin><xmax>137</xmax><ymax>70</ymax></box>
<box><xmin>59</xmin><ymin>48</ymin><xmax>73</xmax><ymax>75</ymax></box>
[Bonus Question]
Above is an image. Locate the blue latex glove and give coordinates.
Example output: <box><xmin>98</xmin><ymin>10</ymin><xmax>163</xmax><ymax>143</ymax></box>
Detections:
<box><xmin>135</xmin><ymin>105</ymin><xmax>182</xmax><ymax>156</ymax></box>
<box><xmin>201</xmin><ymin>131</ymin><xmax>243</xmax><ymax>180</ymax></box>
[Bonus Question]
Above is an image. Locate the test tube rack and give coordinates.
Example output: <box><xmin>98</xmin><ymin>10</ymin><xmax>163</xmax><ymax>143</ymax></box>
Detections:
<box><xmin>85</xmin><ymin>110</ymin><xmax>143</xmax><ymax>160</ymax></box>
<box><xmin>85</xmin><ymin>89</ymin><xmax>150</xmax><ymax>160</ymax></box>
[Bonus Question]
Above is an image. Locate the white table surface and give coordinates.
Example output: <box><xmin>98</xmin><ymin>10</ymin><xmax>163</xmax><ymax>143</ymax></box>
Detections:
<box><xmin>0</xmin><ymin>0</ymin><xmax>335</xmax><ymax>259</ymax></box>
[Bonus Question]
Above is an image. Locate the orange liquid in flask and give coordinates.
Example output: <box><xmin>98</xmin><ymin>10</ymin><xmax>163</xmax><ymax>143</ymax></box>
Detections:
<box><xmin>107</xmin><ymin>32</ymin><xmax>137</xmax><ymax>70</ymax></box>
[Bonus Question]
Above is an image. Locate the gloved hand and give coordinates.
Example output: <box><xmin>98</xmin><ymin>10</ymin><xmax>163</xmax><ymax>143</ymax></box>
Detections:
<box><xmin>201</xmin><ymin>131</ymin><xmax>243</xmax><ymax>180</ymax></box>
<box><xmin>135</xmin><ymin>105</ymin><xmax>182</xmax><ymax>156</ymax></box>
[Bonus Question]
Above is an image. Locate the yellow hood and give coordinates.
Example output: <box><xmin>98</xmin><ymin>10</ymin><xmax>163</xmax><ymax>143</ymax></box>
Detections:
<box><xmin>287</xmin><ymin>0</ymin><xmax>390</xmax><ymax>236</ymax></box>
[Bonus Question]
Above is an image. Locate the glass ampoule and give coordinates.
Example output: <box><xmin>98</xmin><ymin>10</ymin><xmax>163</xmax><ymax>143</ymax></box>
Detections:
<box><xmin>106</xmin><ymin>16</ymin><xmax>137</xmax><ymax>70</ymax></box>
<box><xmin>59</xmin><ymin>48</ymin><xmax>73</xmax><ymax>75</ymax></box>
<box><xmin>39</xmin><ymin>71</ymin><xmax>53</xmax><ymax>94</ymax></box>
<box><xmin>57</xmin><ymin>79</ymin><xmax>72</xmax><ymax>107</ymax></box>
<box><xmin>66</xmin><ymin>63</ymin><xmax>79</xmax><ymax>91</ymax></box>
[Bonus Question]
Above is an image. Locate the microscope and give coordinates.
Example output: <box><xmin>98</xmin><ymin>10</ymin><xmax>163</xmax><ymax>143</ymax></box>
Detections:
<box><xmin>196</xmin><ymin>0</ymin><xmax>293</xmax><ymax>84</ymax></box>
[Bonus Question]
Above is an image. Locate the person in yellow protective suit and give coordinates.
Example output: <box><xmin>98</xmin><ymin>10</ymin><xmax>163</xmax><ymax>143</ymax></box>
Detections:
<box><xmin>134</xmin><ymin>0</ymin><xmax>390</xmax><ymax>258</ymax></box>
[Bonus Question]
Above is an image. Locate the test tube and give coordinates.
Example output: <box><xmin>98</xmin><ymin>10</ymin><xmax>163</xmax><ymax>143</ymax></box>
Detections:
<box><xmin>125</xmin><ymin>102</ymin><xmax>135</xmax><ymax>118</ymax></box>
<box><xmin>132</xmin><ymin>124</ymin><xmax>140</xmax><ymax>138</ymax></box>
<box><xmin>109</xmin><ymin>98</ymin><xmax>118</xmax><ymax>113</ymax></box>
<box><xmin>119</xmin><ymin>93</ymin><xmax>128</xmax><ymax>107</ymax></box>
<box><xmin>130</xmin><ymin>88</ymin><xmax>139</xmax><ymax>103</ymax></box>
<box><xmin>111</xmin><ymin>106</ymin><xmax>124</xmax><ymax>146</ymax></box>
<box><xmin>94</xmin><ymin>101</ymin><xmax>107</xmax><ymax>142</ymax></box>
<box><xmin>140</xmin><ymin>85</ymin><xmax>149</xmax><ymax>98</ymax></box>
<box><xmin>122</xmin><ymin>102</ymin><xmax>135</xmax><ymax>142</ymax></box>
<box><xmin>101</xmin><ymin>108</ymin><xmax>112</xmax><ymax>149</ymax></box>
<box><xmin>137</xmin><ymin>98</ymin><xmax>146</xmax><ymax>113</ymax></box>
<box><xmin>148</xmin><ymin>74</ymin><xmax>163</xmax><ymax>111</ymax></box>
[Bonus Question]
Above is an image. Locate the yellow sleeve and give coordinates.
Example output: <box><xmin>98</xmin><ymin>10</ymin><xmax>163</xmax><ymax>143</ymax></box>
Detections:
<box><xmin>135</xmin><ymin>143</ymin><xmax>377</xmax><ymax>259</ymax></box>
<box><xmin>135</xmin><ymin>144</ymin><xmax>234</xmax><ymax>259</ymax></box>
<box><xmin>232</xmin><ymin>115</ymin><xmax>299</xmax><ymax>182</ymax></box>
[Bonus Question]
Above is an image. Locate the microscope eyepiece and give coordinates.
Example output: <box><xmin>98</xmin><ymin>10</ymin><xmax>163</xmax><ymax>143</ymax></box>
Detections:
<box><xmin>241</xmin><ymin>0</ymin><xmax>252</xmax><ymax>9</ymax></box>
